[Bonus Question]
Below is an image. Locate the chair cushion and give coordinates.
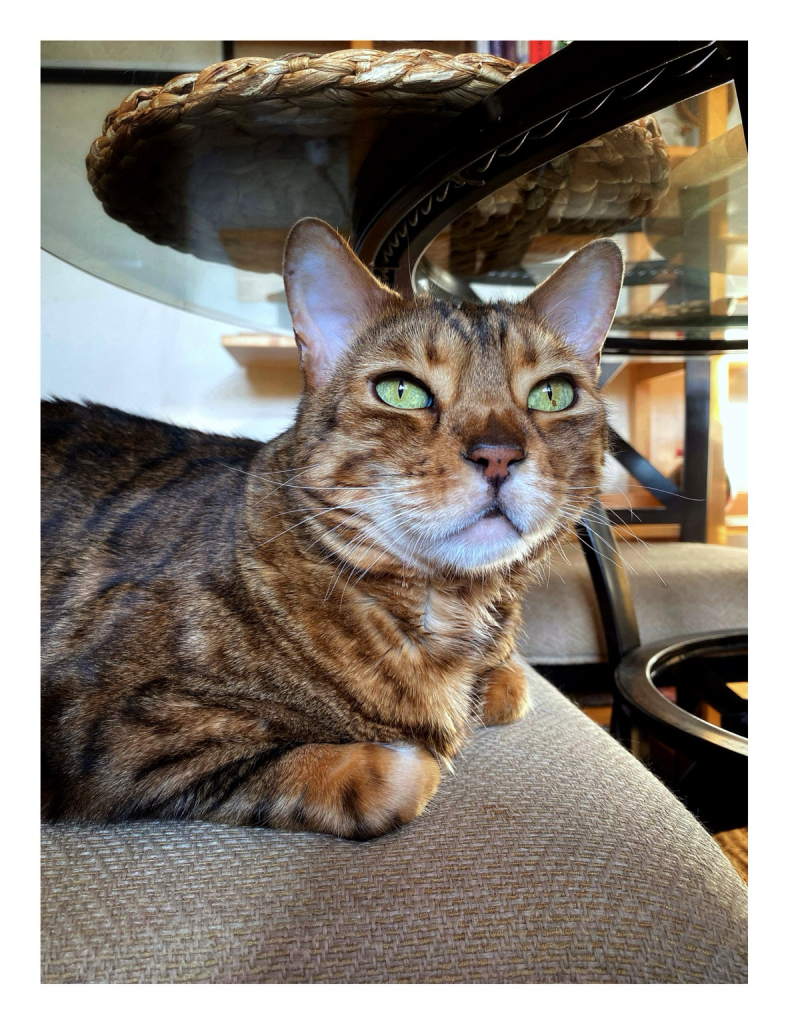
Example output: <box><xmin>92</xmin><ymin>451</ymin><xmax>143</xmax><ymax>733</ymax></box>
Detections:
<box><xmin>520</xmin><ymin>541</ymin><xmax>748</xmax><ymax>665</ymax></box>
<box><xmin>41</xmin><ymin>667</ymin><xmax>747</xmax><ymax>983</ymax></box>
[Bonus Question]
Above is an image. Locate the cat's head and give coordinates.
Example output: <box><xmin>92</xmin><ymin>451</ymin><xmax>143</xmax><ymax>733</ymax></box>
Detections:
<box><xmin>283</xmin><ymin>218</ymin><xmax>622</xmax><ymax>576</ymax></box>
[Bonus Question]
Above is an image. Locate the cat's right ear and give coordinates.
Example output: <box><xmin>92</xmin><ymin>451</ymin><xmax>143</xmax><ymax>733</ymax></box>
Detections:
<box><xmin>523</xmin><ymin>239</ymin><xmax>624</xmax><ymax>374</ymax></box>
<box><xmin>283</xmin><ymin>218</ymin><xmax>402</xmax><ymax>390</ymax></box>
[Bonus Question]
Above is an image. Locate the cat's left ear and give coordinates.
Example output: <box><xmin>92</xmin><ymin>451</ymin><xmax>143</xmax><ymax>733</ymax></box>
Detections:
<box><xmin>524</xmin><ymin>239</ymin><xmax>624</xmax><ymax>374</ymax></box>
<box><xmin>283</xmin><ymin>218</ymin><xmax>402</xmax><ymax>390</ymax></box>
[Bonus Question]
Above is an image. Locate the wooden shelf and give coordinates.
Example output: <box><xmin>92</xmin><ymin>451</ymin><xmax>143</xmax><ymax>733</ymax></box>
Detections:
<box><xmin>222</xmin><ymin>332</ymin><xmax>298</xmax><ymax>367</ymax></box>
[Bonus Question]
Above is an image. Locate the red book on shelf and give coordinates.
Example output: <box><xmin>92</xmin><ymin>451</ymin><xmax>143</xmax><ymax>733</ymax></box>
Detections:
<box><xmin>528</xmin><ymin>40</ymin><xmax>553</xmax><ymax>63</ymax></box>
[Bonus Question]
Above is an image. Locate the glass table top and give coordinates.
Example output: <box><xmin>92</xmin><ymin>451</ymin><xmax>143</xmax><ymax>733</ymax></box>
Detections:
<box><xmin>41</xmin><ymin>48</ymin><xmax>747</xmax><ymax>346</ymax></box>
<box><xmin>418</xmin><ymin>88</ymin><xmax>746</xmax><ymax>347</ymax></box>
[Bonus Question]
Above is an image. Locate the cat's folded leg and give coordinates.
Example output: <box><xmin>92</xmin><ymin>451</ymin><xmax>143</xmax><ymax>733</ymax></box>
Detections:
<box><xmin>479</xmin><ymin>652</ymin><xmax>529</xmax><ymax>726</ymax></box>
<box><xmin>205</xmin><ymin>740</ymin><xmax>441</xmax><ymax>840</ymax></box>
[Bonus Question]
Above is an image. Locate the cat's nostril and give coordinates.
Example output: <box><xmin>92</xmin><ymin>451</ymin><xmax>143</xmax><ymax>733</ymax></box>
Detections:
<box><xmin>467</xmin><ymin>445</ymin><xmax>525</xmax><ymax>483</ymax></box>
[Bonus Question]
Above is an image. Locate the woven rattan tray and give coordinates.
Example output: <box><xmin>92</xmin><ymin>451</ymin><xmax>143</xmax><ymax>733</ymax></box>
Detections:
<box><xmin>86</xmin><ymin>49</ymin><xmax>670</xmax><ymax>275</ymax></box>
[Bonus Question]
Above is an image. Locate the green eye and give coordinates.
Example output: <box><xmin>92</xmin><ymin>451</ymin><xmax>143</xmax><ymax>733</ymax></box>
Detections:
<box><xmin>375</xmin><ymin>375</ymin><xmax>433</xmax><ymax>410</ymax></box>
<box><xmin>527</xmin><ymin>376</ymin><xmax>575</xmax><ymax>412</ymax></box>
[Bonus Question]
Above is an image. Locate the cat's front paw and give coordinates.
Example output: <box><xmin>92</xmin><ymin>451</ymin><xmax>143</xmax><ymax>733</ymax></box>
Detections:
<box><xmin>480</xmin><ymin>655</ymin><xmax>529</xmax><ymax>726</ymax></box>
<box><xmin>274</xmin><ymin>741</ymin><xmax>441</xmax><ymax>840</ymax></box>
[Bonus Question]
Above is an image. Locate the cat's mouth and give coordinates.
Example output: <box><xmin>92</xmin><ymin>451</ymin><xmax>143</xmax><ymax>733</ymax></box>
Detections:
<box><xmin>478</xmin><ymin>500</ymin><xmax>518</xmax><ymax>528</ymax></box>
<box><xmin>377</xmin><ymin>494</ymin><xmax>543</xmax><ymax>574</ymax></box>
<box><xmin>456</xmin><ymin>501</ymin><xmax>521</xmax><ymax>539</ymax></box>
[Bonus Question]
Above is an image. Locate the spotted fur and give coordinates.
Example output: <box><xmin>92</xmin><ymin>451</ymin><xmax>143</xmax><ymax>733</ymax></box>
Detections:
<box><xmin>41</xmin><ymin>219</ymin><xmax>622</xmax><ymax>839</ymax></box>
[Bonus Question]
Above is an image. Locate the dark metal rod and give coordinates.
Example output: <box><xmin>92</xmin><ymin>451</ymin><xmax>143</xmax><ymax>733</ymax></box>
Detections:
<box><xmin>354</xmin><ymin>42</ymin><xmax>738</xmax><ymax>276</ymax></box>
<box><xmin>607</xmin><ymin>429</ymin><xmax>685</xmax><ymax>512</ymax></box>
<box><xmin>681</xmin><ymin>358</ymin><xmax>712</xmax><ymax>542</ymax></box>
<box><xmin>576</xmin><ymin>499</ymin><xmax>640</xmax><ymax>666</ymax></box>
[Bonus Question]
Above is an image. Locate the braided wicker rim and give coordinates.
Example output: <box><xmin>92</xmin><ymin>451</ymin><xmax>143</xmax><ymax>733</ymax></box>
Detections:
<box><xmin>85</xmin><ymin>48</ymin><xmax>670</xmax><ymax>272</ymax></box>
<box><xmin>88</xmin><ymin>49</ymin><xmax>524</xmax><ymax>170</ymax></box>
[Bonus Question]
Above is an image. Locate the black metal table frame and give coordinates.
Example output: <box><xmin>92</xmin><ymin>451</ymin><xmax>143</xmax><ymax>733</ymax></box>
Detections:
<box><xmin>353</xmin><ymin>41</ymin><xmax>747</xmax><ymax>284</ymax></box>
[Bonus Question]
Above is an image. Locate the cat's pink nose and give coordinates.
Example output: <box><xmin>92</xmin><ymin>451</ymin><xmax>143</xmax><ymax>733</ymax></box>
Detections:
<box><xmin>467</xmin><ymin>445</ymin><xmax>524</xmax><ymax>483</ymax></box>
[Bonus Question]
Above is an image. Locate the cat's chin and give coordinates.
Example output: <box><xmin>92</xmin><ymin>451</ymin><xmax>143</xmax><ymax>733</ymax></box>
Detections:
<box><xmin>424</xmin><ymin>512</ymin><xmax>531</xmax><ymax>573</ymax></box>
<box><xmin>453</xmin><ymin>513</ymin><xmax>521</xmax><ymax>548</ymax></box>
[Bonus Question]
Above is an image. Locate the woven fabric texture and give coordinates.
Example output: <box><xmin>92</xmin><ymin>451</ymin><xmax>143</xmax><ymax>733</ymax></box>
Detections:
<box><xmin>520</xmin><ymin>542</ymin><xmax>748</xmax><ymax>665</ymax></box>
<box><xmin>41</xmin><ymin>668</ymin><xmax>747</xmax><ymax>984</ymax></box>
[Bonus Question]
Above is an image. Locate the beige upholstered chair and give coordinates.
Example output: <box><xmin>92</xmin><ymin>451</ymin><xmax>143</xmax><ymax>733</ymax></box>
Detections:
<box><xmin>41</xmin><ymin>660</ymin><xmax>747</xmax><ymax>983</ymax></box>
<box><xmin>520</xmin><ymin>540</ymin><xmax>748</xmax><ymax>668</ymax></box>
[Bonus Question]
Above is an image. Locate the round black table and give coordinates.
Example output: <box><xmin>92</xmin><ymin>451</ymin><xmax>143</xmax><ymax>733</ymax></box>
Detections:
<box><xmin>614</xmin><ymin>630</ymin><xmax>747</xmax><ymax>832</ymax></box>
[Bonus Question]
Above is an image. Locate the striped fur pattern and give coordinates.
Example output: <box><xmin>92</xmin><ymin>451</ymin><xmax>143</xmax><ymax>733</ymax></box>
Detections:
<box><xmin>41</xmin><ymin>219</ymin><xmax>622</xmax><ymax>839</ymax></box>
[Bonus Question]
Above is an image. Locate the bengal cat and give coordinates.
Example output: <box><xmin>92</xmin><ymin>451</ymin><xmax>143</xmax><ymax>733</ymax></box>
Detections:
<box><xmin>41</xmin><ymin>218</ymin><xmax>623</xmax><ymax>839</ymax></box>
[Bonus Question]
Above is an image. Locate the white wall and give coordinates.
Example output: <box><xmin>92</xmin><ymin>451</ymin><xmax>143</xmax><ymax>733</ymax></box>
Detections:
<box><xmin>41</xmin><ymin>251</ymin><xmax>302</xmax><ymax>443</ymax></box>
